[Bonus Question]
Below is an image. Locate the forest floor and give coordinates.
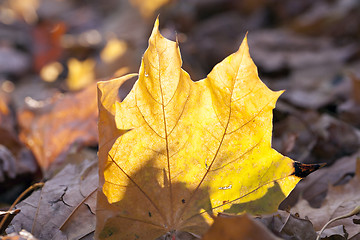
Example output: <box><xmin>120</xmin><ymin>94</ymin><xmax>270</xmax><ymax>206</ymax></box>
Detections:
<box><xmin>0</xmin><ymin>0</ymin><xmax>360</xmax><ymax>239</ymax></box>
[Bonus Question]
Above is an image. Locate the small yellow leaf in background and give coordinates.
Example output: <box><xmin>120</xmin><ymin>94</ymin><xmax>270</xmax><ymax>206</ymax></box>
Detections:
<box><xmin>100</xmin><ymin>38</ymin><xmax>127</xmax><ymax>63</ymax></box>
<box><xmin>66</xmin><ymin>58</ymin><xmax>95</xmax><ymax>91</ymax></box>
<box><xmin>96</xmin><ymin>19</ymin><xmax>320</xmax><ymax>239</ymax></box>
<box><xmin>40</xmin><ymin>61</ymin><xmax>63</xmax><ymax>82</ymax></box>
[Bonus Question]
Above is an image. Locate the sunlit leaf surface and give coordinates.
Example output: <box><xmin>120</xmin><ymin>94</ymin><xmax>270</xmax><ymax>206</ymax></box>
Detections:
<box><xmin>96</xmin><ymin>19</ymin><xmax>317</xmax><ymax>239</ymax></box>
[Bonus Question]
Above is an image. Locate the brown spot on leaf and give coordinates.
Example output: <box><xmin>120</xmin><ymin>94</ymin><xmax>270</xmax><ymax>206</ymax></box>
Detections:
<box><xmin>292</xmin><ymin>161</ymin><xmax>325</xmax><ymax>178</ymax></box>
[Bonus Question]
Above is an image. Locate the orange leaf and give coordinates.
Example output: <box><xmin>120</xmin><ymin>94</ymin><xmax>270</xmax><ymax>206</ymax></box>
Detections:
<box><xmin>18</xmin><ymin>84</ymin><xmax>98</xmax><ymax>171</ymax></box>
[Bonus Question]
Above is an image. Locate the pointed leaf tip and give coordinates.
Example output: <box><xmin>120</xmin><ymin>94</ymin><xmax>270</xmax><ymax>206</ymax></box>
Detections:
<box><xmin>292</xmin><ymin>162</ymin><xmax>326</xmax><ymax>178</ymax></box>
<box><xmin>152</xmin><ymin>16</ymin><xmax>160</xmax><ymax>36</ymax></box>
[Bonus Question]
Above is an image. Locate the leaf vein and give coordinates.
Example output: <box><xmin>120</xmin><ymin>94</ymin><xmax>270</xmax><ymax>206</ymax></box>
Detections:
<box><xmin>225</xmin><ymin>94</ymin><xmax>277</xmax><ymax>135</ymax></box>
<box><xmin>167</xmin><ymin>85</ymin><xmax>191</xmax><ymax>137</ymax></box>
<box><xmin>177</xmin><ymin>49</ymin><xmax>245</xmax><ymax>221</ymax></box>
<box><xmin>135</xmin><ymin>91</ymin><xmax>165</xmax><ymax>139</ymax></box>
<box><xmin>108</xmin><ymin>154</ymin><xmax>166</xmax><ymax>224</ymax></box>
<box><xmin>210</xmin><ymin>139</ymin><xmax>261</xmax><ymax>172</ymax></box>
<box><xmin>185</xmin><ymin>174</ymin><xmax>294</xmax><ymax>222</ymax></box>
<box><xmin>155</xmin><ymin>35</ymin><xmax>174</xmax><ymax>226</ymax></box>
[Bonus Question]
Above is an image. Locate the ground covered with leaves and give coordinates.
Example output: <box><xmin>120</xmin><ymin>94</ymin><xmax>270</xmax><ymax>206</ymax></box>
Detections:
<box><xmin>0</xmin><ymin>0</ymin><xmax>360</xmax><ymax>239</ymax></box>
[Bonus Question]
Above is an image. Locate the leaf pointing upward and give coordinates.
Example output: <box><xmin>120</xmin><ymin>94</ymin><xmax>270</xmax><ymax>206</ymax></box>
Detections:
<box><xmin>96</xmin><ymin>19</ymin><xmax>320</xmax><ymax>239</ymax></box>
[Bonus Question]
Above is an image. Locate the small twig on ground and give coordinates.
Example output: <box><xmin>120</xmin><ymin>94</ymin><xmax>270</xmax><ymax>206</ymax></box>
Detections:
<box><xmin>316</xmin><ymin>205</ymin><xmax>360</xmax><ymax>240</ymax></box>
<box><xmin>0</xmin><ymin>182</ymin><xmax>44</xmax><ymax>234</ymax></box>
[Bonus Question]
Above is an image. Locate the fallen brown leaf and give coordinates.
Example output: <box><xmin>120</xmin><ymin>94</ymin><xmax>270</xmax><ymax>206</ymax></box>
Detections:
<box><xmin>17</xmin><ymin>83</ymin><xmax>98</xmax><ymax>171</ymax></box>
<box><xmin>319</xmin><ymin>225</ymin><xmax>348</xmax><ymax>240</ymax></box>
<box><xmin>6</xmin><ymin>149</ymin><xmax>98</xmax><ymax>240</ymax></box>
<box><xmin>257</xmin><ymin>210</ymin><xmax>317</xmax><ymax>240</ymax></box>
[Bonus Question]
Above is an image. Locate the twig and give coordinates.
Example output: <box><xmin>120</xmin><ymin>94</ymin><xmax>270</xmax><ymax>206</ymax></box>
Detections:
<box><xmin>0</xmin><ymin>182</ymin><xmax>44</xmax><ymax>233</ymax></box>
<box><xmin>316</xmin><ymin>205</ymin><xmax>360</xmax><ymax>240</ymax></box>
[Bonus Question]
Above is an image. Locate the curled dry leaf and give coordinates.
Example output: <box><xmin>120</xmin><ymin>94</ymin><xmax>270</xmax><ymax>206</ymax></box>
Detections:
<box><xmin>279</xmin><ymin>213</ymin><xmax>317</xmax><ymax>240</ymax></box>
<box><xmin>257</xmin><ymin>210</ymin><xmax>317</xmax><ymax>240</ymax></box>
<box><xmin>292</xmin><ymin>158</ymin><xmax>360</xmax><ymax>239</ymax></box>
<box><xmin>319</xmin><ymin>225</ymin><xmax>348</xmax><ymax>240</ymax></box>
<box><xmin>96</xmin><ymin>19</ymin><xmax>320</xmax><ymax>239</ymax></box>
<box><xmin>17</xmin><ymin>83</ymin><xmax>98</xmax><ymax>171</ymax></box>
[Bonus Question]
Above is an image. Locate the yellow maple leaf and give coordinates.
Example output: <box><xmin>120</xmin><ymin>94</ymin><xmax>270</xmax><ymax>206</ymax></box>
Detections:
<box><xmin>96</xmin><ymin>19</ymin><xmax>319</xmax><ymax>239</ymax></box>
